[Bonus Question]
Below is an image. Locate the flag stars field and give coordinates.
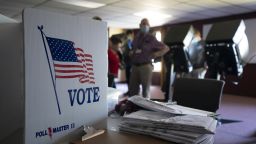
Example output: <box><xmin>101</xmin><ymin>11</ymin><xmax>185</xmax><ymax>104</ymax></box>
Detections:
<box><xmin>46</xmin><ymin>36</ymin><xmax>95</xmax><ymax>84</ymax></box>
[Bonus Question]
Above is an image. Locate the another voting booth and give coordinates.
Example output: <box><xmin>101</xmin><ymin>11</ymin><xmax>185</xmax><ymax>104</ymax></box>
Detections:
<box><xmin>0</xmin><ymin>8</ymin><xmax>108</xmax><ymax>144</ymax></box>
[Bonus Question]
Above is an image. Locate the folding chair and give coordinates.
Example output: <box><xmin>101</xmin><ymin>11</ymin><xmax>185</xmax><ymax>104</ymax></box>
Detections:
<box><xmin>172</xmin><ymin>77</ymin><xmax>225</xmax><ymax>112</ymax></box>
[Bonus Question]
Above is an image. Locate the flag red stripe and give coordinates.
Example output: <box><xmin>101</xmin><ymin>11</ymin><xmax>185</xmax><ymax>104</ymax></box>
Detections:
<box><xmin>88</xmin><ymin>72</ymin><xmax>94</xmax><ymax>75</ymax></box>
<box><xmin>54</xmin><ymin>64</ymin><xmax>83</xmax><ymax>68</ymax></box>
<box><xmin>55</xmin><ymin>69</ymin><xmax>86</xmax><ymax>73</ymax></box>
<box><xmin>56</xmin><ymin>75</ymin><xmax>84</xmax><ymax>78</ymax></box>
<box><xmin>77</xmin><ymin>54</ymin><xmax>92</xmax><ymax>58</ymax></box>
<box><xmin>86</xmin><ymin>63</ymin><xmax>93</xmax><ymax>67</ymax></box>
<box><xmin>78</xmin><ymin>59</ymin><xmax>93</xmax><ymax>63</ymax></box>
<box><xmin>75</xmin><ymin>48</ymin><xmax>84</xmax><ymax>52</ymax></box>
<box><xmin>56</xmin><ymin>75</ymin><xmax>93</xmax><ymax>80</ymax></box>
<box><xmin>84</xmin><ymin>54</ymin><xmax>92</xmax><ymax>58</ymax></box>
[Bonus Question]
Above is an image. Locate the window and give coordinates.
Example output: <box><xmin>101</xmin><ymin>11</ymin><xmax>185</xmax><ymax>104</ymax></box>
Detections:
<box><xmin>155</xmin><ymin>31</ymin><xmax>162</xmax><ymax>41</ymax></box>
<box><xmin>153</xmin><ymin>31</ymin><xmax>162</xmax><ymax>72</ymax></box>
<box><xmin>152</xmin><ymin>61</ymin><xmax>162</xmax><ymax>72</ymax></box>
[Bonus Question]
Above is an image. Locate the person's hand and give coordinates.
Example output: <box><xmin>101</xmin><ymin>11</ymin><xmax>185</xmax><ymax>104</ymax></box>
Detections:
<box><xmin>152</xmin><ymin>45</ymin><xmax>169</xmax><ymax>58</ymax></box>
<box><xmin>152</xmin><ymin>52</ymin><xmax>159</xmax><ymax>59</ymax></box>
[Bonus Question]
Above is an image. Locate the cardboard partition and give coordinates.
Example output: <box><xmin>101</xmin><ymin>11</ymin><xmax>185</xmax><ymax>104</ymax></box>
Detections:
<box><xmin>0</xmin><ymin>8</ymin><xmax>108</xmax><ymax>144</ymax></box>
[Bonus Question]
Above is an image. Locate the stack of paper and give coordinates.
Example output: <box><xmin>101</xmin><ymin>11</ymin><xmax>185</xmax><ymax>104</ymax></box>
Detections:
<box><xmin>128</xmin><ymin>96</ymin><xmax>216</xmax><ymax>117</ymax></box>
<box><xmin>119</xmin><ymin>96</ymin><xmax>217</xmax><ymax>144</ymax></box>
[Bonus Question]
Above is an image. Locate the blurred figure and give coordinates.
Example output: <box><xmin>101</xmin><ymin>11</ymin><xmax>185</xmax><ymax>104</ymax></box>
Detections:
<box><xmin>123</xmin><ymin>30</ymin><xmax>134</xmax><ymax>95</ymax></box>
<box><xmin>162</xmin><ymin>29</ymin><xmax>206</xmax><ymax>102</ymax></box>
<box><xmin>162</xmin><ymin>49</ymin><xmax>173</xmax><ymax>102</ymax></box>
<box><xmin>183</xmin><ymin>30</ymin><xmax>206</xmax><ymax>79</ymax></box>
<box><xmin>129</xmin><ymin>18</ymin><xmax>169</xmax><ymax>98</ymax></box>
<box><xmin>108</xmin><ymin>36</ymin><xmax>122</xmax><ymax>88</ymax></box>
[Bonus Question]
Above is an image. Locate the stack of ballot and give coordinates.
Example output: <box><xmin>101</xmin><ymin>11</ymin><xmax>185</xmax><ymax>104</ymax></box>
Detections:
<box><xmin>119</xmin><ymin>96</ymin><xmax>217</xmax><ymax>144</ymax></box>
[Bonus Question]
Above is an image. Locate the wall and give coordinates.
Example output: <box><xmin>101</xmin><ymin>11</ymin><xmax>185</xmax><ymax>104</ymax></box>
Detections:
<box><xmin>108</xmin><ymin>27</ymin><xmax>124</xmax><ymax>37</ymax></box>
<box><xmin>0</xmin><ymin>14</ymin><xmax>17</xmax><ymax>23</ymax></box>
<box><xmin>0</xmin><ymin>24</ymin><xmax>24</xmax><ymax>142</ymax></box>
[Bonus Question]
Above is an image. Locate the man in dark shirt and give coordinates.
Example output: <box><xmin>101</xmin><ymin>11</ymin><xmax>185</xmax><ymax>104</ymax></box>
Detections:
<box><xmin>129</xmin><ymin>18</ymin><xmax>169</xmax><ymax>98</ymax></box>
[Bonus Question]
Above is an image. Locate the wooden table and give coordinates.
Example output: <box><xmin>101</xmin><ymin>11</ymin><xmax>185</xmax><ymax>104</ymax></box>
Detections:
<box><xmin>71</xmin><ymin>115</ymin><xmax>173</xmax><ymax>144</ymax></box>
<box><xmin>71</xmin><ymin>130</ymin><xmax>172</xmax><ymax>144</ymax></box>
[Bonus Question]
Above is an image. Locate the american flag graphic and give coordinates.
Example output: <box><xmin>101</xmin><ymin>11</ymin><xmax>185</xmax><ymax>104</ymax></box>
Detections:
<box><xmin>46</xmin><ymin>36</ymin><xmax>95</xmax><ymax>84</ymax></box>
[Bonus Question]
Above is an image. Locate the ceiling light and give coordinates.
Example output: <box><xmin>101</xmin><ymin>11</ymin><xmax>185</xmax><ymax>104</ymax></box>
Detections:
<box><xmin>134</xmin><ymin>11</ymin><xmax>171</xmax><ymax>19</ymax></box>
<box><xmin>54</xmin><ymin>0</ymin><xmax>105</xmax><ymax>8</ymax></box>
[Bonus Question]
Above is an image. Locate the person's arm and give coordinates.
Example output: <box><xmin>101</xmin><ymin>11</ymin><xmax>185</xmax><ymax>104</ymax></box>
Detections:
<box><xmin>152</xmin><ymin>44</ymin><xmax>169</xmax><ymax>58</ymax></box>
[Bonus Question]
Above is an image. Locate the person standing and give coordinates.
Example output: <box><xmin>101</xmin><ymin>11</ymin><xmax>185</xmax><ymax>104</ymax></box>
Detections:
<box><xmin>184</xmin><ymin>30</ymin><xmax>206</xmax><ymax>79</ymax></box>
<box><xmin>162</xmin><ymin>49</ymin><xmax>173</xmax><ymax>102</ymax></box>
<box><xmin>129</xmin><ymin>18</ymin><xmax>169</xmax><ymax>98</ymax></box>
<box><xmin>108</xmin><ymin>36</ymin><xmax>122</xmax><ymax>88</ymax></box>
<box><xmin>123</xmin><ymin>30</ymin><xmax>134</xmax><ymax>95</ymax></box>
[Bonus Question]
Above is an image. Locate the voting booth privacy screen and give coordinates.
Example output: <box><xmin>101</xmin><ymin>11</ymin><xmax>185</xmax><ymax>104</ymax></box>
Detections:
<box><xmin>0</xmin><ymin>8</ymin><xmax>108</xmax><ymax>144</ymax></box>
<box><xmin>164</xmin><ymin>25</ymin><xmax>195</xmax><ymax>73</ymax></box>
<box><xmin>205</xmin><ymin>19</ymin><xmax>249</xmax><ymax>77</ymax></box>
